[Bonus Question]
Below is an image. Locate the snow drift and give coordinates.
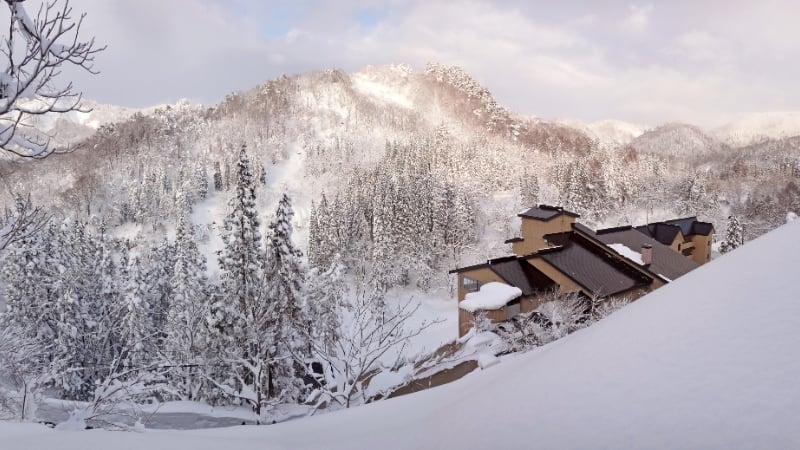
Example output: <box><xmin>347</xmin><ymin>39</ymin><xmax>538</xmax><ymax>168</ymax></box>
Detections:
<box><xmin>5</xmin><ymin>199</ymin><xmax>800</xmax><ymax>449</ymax></box>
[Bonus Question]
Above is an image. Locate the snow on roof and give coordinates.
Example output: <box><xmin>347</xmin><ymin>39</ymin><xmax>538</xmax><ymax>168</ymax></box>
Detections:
<box><xmin>459</xmin><ymin>282</ymin><xmax>521</xmax><ymax>312</ymax></box>
<box><xmin>608</xmin><ymin>242</ymin><xmax>644</xmax><ymax>265</ymax></box>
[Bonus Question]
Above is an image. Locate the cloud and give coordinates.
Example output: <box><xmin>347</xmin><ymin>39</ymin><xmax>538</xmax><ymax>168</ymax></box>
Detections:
<box><xmin>9</xmin><ymin>0</ymin><xmax>799</xmax><ymax>127</ymax></box>
<box><xmin>623</xmin><ymin>4</ymin><xmax>653</xmax><ymax>33</ymax></box>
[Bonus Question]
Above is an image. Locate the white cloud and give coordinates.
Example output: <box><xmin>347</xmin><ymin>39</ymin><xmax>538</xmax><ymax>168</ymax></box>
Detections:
<box><xmin>8</xmin><ymin>0</ymin><xmax>798</xmax><ymax>127</ymax></box>
<box><xmin>623</xmin><ymin>4</ymin><xmax>653</xmax><ymax>33</ymax></box>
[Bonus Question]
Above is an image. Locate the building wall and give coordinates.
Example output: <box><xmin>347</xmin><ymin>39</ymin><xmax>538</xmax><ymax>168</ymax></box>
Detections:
<box><xmin>456</xmin><ymin>267</ymin><xmax>510</xmax><ymax>337</ymax></box>
<box><xmin>456</xmin><ymin>268</ymin><xmax>506</xmax><ymax>301</ymax></box>
<box><xmin>458</xmin><ymin>306</ymin><xmax>507</xmax><ymax>337</ymax></box>
<box><xmin>511</xmin><ymin>215</ymin><xmax>576</xmax><ymax>255</ymax></box>
<box><xmin>689</xmin><ymin>232</ymin><xmax>713</xmax><ymax>264</ymax></box>
<box><xmin>525</xmin><ymin>258</ymin><xmax>585</xmax><ymax>295</ymax></box>
<box><xmin>521</xmin><ymin>294</ymin><xmax>551</xmax><ymax>314</ymax></box>
<box><xmin>670</xmin><ymin>232</ymin><xmax>685</xmax><ymax>252</ymax></box>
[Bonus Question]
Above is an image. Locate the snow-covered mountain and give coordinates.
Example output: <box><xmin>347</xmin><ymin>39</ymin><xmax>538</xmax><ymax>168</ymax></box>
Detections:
<box><xmin>555</xmin><ymin>117</ymin><xmax>647</xmax><ymax>146</ymax></box>
<box><xmin>713</xmin><ymin>111</ymin><xmax>800</xmax><ymax>146</ymax></box>
<box><xmin>4</xmin><ymin>188</ymin><xmax>799</xmax><ymax>449</ymax></box>
<box><xmin>628</xmin><ymin>122</ymin><xmax>729</xmax><ymax>155</ymax></box>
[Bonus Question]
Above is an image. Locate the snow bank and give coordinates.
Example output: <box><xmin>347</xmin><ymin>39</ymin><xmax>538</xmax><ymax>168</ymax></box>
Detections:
<box><xmin>5</xmin><ymin>214</ymin><xmax>800</xmax><ymax>449</ymax></box>
<box><xmin>458</xmin><ymin>282</ymin><xmax>521</xmax><ymax>312</ymax></box>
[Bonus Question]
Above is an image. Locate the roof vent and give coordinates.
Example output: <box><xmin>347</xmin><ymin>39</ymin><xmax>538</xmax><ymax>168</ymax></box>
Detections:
<box><xmin>641</xmin><ymin>243</ymin><xmax>653</xmax><ymax>266</ymax></box>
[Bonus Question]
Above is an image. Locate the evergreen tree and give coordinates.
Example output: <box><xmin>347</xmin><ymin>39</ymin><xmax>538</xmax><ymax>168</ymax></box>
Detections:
<box><xmin>195</xmin><ymin>164</ymin><xmax>209</xmax><ymax>200</ymax></box>
<box><xmin>166</xmin><ymin>200</ymin><xmax>211</xmax><ymax>400</ymax></box>
<box><xmin>720</xmin><ymin>215</ymin><xmax>743</xmax><ymax>254</ymax></box>
<box><xmin>120</xmin><ymin>256</ymin><xmax>153</xmax><ymax>368</ymax></box>
<box><xmin>213</xmin><ymin>161</ymin><xmax>223</xmax><ymax>192</ymax></box>
<box><xmin>263</xmin><ymin>192</ymin><xmax>309</xmax><ymax>403</ymax></box>
<box><xmin>306</xmin><ymin>254</ymin><xmax>346</xmax><ymax>354</ymax></box>
<box><xmin>212</xmin><ymin>144</ymin><xmax>272</xmax><ymax>413</ymax></box>
<box><xmin>145</xmin><ymin>238</ymin><xmax>174</xmax><ymax>342</ymax></box>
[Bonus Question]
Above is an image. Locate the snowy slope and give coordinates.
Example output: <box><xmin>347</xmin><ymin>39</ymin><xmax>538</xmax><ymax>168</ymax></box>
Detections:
<box><xmin>714</xmin><ymin>111</ymin><xmax>800</xmax><ymax>145</ymax></box>
<box><xmin>5</xmin><ymin>202</ymin><xmax>800</xmax><ymax>448</ymax></box>
<box><xmin>556</xmin><ymin>117</ymin><xmax>647</xmax><ymax>145</ymax></box>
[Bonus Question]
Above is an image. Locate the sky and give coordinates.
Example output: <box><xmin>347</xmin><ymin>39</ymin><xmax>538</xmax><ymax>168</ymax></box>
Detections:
<box><xmin>5</xmin><ymin>0</ymin><xmax>800</xmax><ymax>127</ymax></box>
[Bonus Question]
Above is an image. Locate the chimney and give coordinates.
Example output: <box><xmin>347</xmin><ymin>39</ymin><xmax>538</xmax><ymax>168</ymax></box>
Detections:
<box><xmin>641</xmin><ymin>243</ymin><xmax>653</xmax><ymax>266</ymax></box>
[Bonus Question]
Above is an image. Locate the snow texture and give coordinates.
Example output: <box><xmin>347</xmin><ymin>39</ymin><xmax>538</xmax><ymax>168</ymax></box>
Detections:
<box><xmin>4</xmin><ymin>218</ymin><xmax>800</xmax><ymax>448</ymax></box>
<box><xmin>608</xmin><ymin>242</ymin><xmax>644</xmax><ymax>265</ymax></box>
<box><xmin>458</xmin><ymin>282</ymin><xmax>521</xmax><ymax>312</ymax></box>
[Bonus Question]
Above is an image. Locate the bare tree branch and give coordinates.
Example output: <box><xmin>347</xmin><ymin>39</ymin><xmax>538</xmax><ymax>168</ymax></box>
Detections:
<box><xmin>0</xmin><ymin>0</ymin><xmax>105</xmax><ymax>158</ymax></box>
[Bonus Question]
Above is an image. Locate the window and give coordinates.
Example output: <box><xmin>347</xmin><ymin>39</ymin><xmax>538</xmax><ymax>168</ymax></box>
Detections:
<box><xmin>461</xmin><ymin>276</ymin><xmax>480</xmax><ymax>293</ymax></box>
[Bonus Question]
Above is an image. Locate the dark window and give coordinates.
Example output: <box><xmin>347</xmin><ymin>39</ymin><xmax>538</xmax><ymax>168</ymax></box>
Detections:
<box><xmin>461</xmin><ymin>276</ymin><xmax>480</xmax><ymax>293</ymax></box>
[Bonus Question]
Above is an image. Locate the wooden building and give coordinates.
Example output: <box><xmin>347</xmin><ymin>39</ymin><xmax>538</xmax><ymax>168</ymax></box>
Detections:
<box><xmin>450</xmin><ymin>205</ymin><xmax>714</xmax><ymax>337</ymax></box>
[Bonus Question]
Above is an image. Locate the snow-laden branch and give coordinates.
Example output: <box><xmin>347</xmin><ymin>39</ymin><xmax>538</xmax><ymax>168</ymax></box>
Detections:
<box><xmin>0</xmin><ymin>0</ymin><xmax>105</xmax><ymax>157</ymax></box>
<box><xmin>303</xmin><ymin>292</ymin><xmax>443</xmax><ymax>413</ymax></box>
<box><xmin>0</xmin><ymin>192</ymin><xmax>47</xmax><ymax>250</ymax></box>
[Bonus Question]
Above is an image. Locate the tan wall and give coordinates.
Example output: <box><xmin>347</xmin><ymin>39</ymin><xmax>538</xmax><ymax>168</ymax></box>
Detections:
<box><xmin>458</xmin><ymin>306</ymin><xmax>507</xmax><ymax>337</ymax></box>
<box><xmin>520</xmin><ymin>294</ymin><xmax>552</xmax><ymax>314</ymax></box>
<box><xmin>526</xmin><ymin>258</ymin><xmax>584</xmax><ymax>295</ymax></box>
<box><xmin>456</xmin><ymin>267</ymin><xmax>510</xmax><ymax>337</ymax></box>
<box><xmin>670</xmin><ymin>232</ymin><xmax>684</xmax><ymax>252</ymax></box>
<box><xmin>689</xmin><ymin>233</ymin><xmax>713</xmax><ymax>264</ymax></box>
<box><xmin>512</xmin><ymin>216</ymin><xmax>576</xmax><ymax>255</ymax></box>
<box><xmin>456</xmin><ymin>268</ymin><xmax>506</xmax><ymax>301</ymax></box>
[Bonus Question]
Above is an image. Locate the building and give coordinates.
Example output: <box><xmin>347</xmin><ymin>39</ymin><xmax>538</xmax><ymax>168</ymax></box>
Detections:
<box><xmin>634</xmin><ymin>217</ymin><xmax>715</xmax><ymax>264</ymax></box>
<box><xmin>450</xmin><ymin>205</ymin><xmax>714</xmax><ymax>336</ymax></box>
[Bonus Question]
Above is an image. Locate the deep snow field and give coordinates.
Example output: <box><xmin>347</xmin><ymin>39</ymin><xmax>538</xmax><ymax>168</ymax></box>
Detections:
<box><xmin>3</xmin><ymin>188</ymin><xmax>799</xmax><ymax>449</ymax></box>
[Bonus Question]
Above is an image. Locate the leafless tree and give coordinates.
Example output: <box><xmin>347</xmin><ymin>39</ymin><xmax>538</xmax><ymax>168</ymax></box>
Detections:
<box><xmin>303</xmin><ymin>292</ymin><xmax>441</xmax><ymax>414</ymax></box>
<box><xmin>1</xmin><ymin>0</ymin><xmax>104</xmax><ymax>157</ymax></box>
<box><xmin>0</xmin><ymin>192</ymin><xmax>47</xmax><ymax>250</ymax></box>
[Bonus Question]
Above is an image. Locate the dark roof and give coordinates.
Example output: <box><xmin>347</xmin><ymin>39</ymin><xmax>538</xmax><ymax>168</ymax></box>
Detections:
<box><xmin>449</xmin><ymin>255</ymin><xmax>556</xmax><ymax>296</ymax></box>
<box><xmin>504</xmin><ymin>237</ymin><xmax>524</xmax><ymax>244</ymax></box>
<box><xmin>592</xmin><ymin>226</ymin><xmax>700</xmax><ymax>281</ymax></box>
<box><xmin>532</xmin><ymin>232</ymin><xmax>650</xmax><ymax>298</ymax></box>
<box><xmin>491</xmin><ymin>258</ymin><xmax>556</xmax><ymax>296</ymax></box>
<box><xmin>634</xmin><ymin>223</ymin><xmax>683</xmax><ymax>246</ymax></box>
<box><xmin>518</xmin><ymin>204</ymin><xmax>580</xmax><ymax>221</ymax></box>
<box><xmin>635</xmin><ymin>217</ymin><xmax>715</xmax><ymax>244</ymax></box>
<box><xmin>690</xmin><ymin>221</ymin><xmax>715</xmax><ymax>236</ymax></box>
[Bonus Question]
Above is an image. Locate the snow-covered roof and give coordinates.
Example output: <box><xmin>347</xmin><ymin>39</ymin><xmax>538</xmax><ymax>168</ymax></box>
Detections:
<box><xmin>608</xmin><ymin>243</ymin><xmax>644</xmax><ymax>265</ymax></box>
<box><xmin>459</xmin><ymin>282</ymin><xmax>522</xmax><ymax>312</ymax></box>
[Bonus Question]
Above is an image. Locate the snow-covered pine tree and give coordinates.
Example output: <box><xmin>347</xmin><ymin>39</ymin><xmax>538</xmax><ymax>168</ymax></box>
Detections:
<box><xmin>308</xmin><ymin>199</ymin><xmax>320</xmax><ymax>268</ymax></box>
<box><xmin>519</xmin><ymin>171</ymin><xmax>539</xmax><ymax>207</ymax></box>
<box><xmin>120</xmin><ymin>255</ymin><xmax>154</xmax><ymax>368</ymax></box>
<box><xmin>195</xmin><ymin>164</ymin><xmax>209</xmax><ymax>200</ymax></box>
<box><xmin>263</xmin><ymin>192</ymin><xmax>309</xmax><ymax>403</ymax></box>
<box><xmin>213</xmin><ymin>161</ymin><xmax>223</xmax><ymax>192</ymax></box>
<box><xmin>145</xmin><ymin>238</ymin><xmax>174</xmax><ymax>343</ymax></box>
<box><xmin>211</xmin><ymin>144</ymin><xmax>272</xmax><ymax>413</ymax></box>
<box><xmin>165</xmin><ymin>198</ymin><xmax>211</xmax><ymax>400</ymax></box>
<box><xmin>305</xmin><ymin>254</ymin><xmax>346</xmax><ymax>355</ymax></box>
<box><xmin>720</xmin><ymin>215</ymin><xmax>743</xmax><ymax>254</ymax></box>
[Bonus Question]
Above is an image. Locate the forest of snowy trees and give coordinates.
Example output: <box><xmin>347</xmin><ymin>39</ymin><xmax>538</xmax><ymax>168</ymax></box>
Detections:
<box><xmin>1</xmin><ymin>63</ymin><xmax>799</xmax><ymax>425</ymax></box>
<box><xmin>0</xmin><ymin>146</ymin><xmax>437</xmax><ymax>421</ymax></box>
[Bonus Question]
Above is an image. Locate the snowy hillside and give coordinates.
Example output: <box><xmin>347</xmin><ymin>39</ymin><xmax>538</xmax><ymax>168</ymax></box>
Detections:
<box><xmin>556</xmin><ymin>118</ymin><xmax>647</xmax><ymax>145</ymax></box>
<box><xmin>713</xmin><ymin>111</ymin><xmax>800</xmax><ymax>145</ymax></box>
<box><xmin>629</xmin><ymin>122</ymin><xmax>729</xmax><ymax>156</ymax></box>
<box><xmin>5</xmin><ymin>198</ymin><xmax>799</xmax><ymax>448</ymax></box>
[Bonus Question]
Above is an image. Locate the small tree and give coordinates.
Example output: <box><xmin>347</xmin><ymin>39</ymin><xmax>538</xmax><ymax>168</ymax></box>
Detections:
<box><xmin>303</xmin><ymin>290</ymin><xmax>439</xmax><ymax>413</ymax></box>
<box><xmin>0</xmin><ymin>193</ymin><xmax>47</xmax><ymax>250</ymax></box>
<box><xmin>1</xmin><ymin>0</ymin><xmax>105</xmax><ymax>157</ymax></box>
<box><xmin>720</xmin><ymin>215</ymin><xmax>743</xmax><ymax>254</ymax></box>
<box><xmin>0</xmin><ymin>327</ymin><xmax>61</xmax><ymax>421</ymax></box>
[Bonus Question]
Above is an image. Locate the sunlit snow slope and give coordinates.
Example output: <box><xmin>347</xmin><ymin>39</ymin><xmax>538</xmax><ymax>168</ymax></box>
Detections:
<box><xmin>4</xmin><ymin>196</ymin><xmax>800</xmax><ymax>449</ymax></box>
